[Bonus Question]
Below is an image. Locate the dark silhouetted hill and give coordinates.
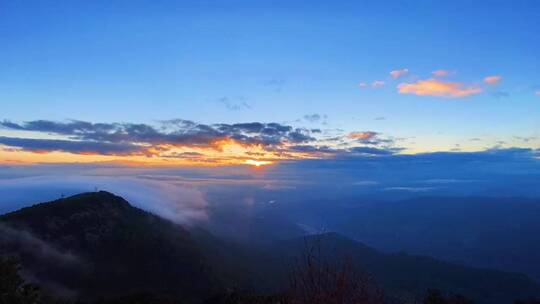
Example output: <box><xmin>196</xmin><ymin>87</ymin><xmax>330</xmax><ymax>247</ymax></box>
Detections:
<box><xmin>0</xmin><ymin>191</ymin><xmax>219</xmax><ymax>302</ymax></box>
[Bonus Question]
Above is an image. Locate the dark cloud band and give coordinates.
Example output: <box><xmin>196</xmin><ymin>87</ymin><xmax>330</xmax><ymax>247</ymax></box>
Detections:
<box><xmin>0</xmin><ymin>119</ymin><xmax>403</xmax><ymax>160</ymax></box>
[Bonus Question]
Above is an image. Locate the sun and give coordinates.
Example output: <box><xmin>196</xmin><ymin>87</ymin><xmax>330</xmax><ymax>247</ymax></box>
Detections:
<box><xmin>244</xmin><ymin>159</ymin><xmax>273</xmax><ymax>167</ymax></box>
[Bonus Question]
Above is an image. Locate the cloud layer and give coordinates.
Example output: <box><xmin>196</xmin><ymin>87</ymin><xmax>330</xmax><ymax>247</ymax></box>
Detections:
<box><xmin>0</xmin><ymin>119</ymin><xmax>402</xmax><ymax>166</ymax></box>
<box><xmin>1</xmin><ymin>119</ymin><xmax>314</xmax><ymax>149</ymax></box>
<box><xmin>0</xmin><ymin>120</ymin><xmax>317</xmax><ymax>164</ymax></box>
<box><xmin>0</xmin><ymin>175</ymin><xmax>208</xmax><ymax>225</ymax></box>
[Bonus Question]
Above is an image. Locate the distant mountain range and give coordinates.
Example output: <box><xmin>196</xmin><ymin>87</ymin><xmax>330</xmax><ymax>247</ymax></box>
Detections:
<box><xmin>247</xmin><ymin>195</ymin><xmax>540</xmax><ymax>281</ymax></box>
<box><xmin>338</xmin><ymin>196</ymin><xmax>540</xmax><ymax>282</ymax></box>
<box><xmin>1</xmin><ymin>191</ymin><xmax>539</xmax><ymax>303</ymax></box>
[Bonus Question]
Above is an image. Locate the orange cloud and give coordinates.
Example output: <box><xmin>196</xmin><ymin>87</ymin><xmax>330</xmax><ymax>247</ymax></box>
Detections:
<box><xmin>347</xmin><ymin>131</ymin><xmax>378</xmax><ymax>140</ymax></box>
<box><xmin>398</xmin><ymin>79</ymin><xmax>483</xmax><ymax>98</ymax></box>
<box><xmin>484</xmin><ymin>75</ymin><xmax>502</xmax><ymax>85</ymax></box>
<box><xmin>0</xmin><ymin>142</ymin><xmax>287</xmax><ymax>168</ymax></box>
<box><xmin>390</xmin><ymin>68</ymin><xmax>409</xmax><ymax>79</ymax></box>
<box><xmin>0</xmin><ymin>135</ymin><xmax>321</xmax><ymax>168</ymax></box>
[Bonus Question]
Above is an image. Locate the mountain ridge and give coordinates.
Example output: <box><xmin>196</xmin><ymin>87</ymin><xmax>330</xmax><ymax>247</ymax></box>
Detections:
<box><xmin>0</xmin><ymin>191</ymin><xmax>219</xmax><ymax>302</ymax></box>
<box><xmin>1</xmin><ymin>191</ymin><xmax>540</xmax><ymax>303</ymax></box>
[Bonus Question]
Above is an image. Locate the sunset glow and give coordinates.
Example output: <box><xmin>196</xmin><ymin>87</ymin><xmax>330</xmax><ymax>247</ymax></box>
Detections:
<box><xmin>244</xmin><ymin>159</ymin><xmax>273</xmax><ymax>167</ymax></box>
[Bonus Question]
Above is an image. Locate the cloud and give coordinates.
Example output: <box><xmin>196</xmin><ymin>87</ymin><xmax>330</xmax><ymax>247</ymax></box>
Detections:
<box><xmin>287</xmin><ymin>140</ymin><xmax>402</xmax><ymax>156</ymax></box>
<box><xmin>0</xmin><ymin>136</ymin><xmax>144</xmax><ymax>156</ymax></box>
<box><xmin>432</xmin><ymin>70</ymin><xmax>451</xmax><ymax>77</ymax></box>
<box><xmin>484</xmin><ymin>75</ymin><xmax>502</xmax><ymax>85</ymax></box>
<box><xmin>423</xmin><ymin>178</ymin><xmax>481</xmax><ymax>184</ymax></box>
<box><xmin>0</xmin><ymin>119</ymin><xmax>411</xmax><ymax>166</ymax></box>
<box><xmin>513</xmin><ymin>136</ymin><xmax>537</xmax><ymax>143</ymax></box>
<box><xmin>0</xmin><ymin>119</ymin><xmax>318</xmax><ymax>160</ymax></box>
<box><xmin>346</xmin><ymin>131</ymin><xmax>395</xmax><ymax>146</ymax></box>
<box><xmin>535</xmin><ymin>91</ymin><xmax>540</xmax><ymax>96</ymax></box>
<box><xmin>347</xmin><ymin>131</ymin><xmax>378</xmax><ymax>140</ymax></box>
<box><xmin>349</xmin><ymin>146</ymin><xmax>402</xmax><ymax>155</ymax></box>
<box><xmin>390</xmin><ymin>68</ymin><xmax>409</xmax><ymax>79</ymax></box>
<box><xmin>303</xmin><ymin>114</ymin><xmax>321</xmax><ymax>123</ymax></box>
<box><xmin>303</xmin><ymin>114</ymin><xmax>327</xmax><ymax>124</ymax></box>
<box><xmin>371</xmin><ymin>80</ymin><xmax>385</xmax><ymax>88</ymax></box>
<box><xmin>398</xmin><ymin>79</ymin><xmax>483</xmax><ymax>98</ymax></box>
<box><xmin>0</xmin><ymin>223</ymin><xmax>80</xmax><ymax>266</ymax></box>
<box><xmin>0</xmin><ymin>175</ymin><xmax>209</xmax><ymax>225</ymax></box>
<box><xmin>0</xmin><ymin>223</ymin><xmax>82</xmax><ymax>297</ymax></box>
<box><xmin>217</xmin><ymin>97</ymin><xmax>251</xmax><ymax>111</ymax></box>
<box><xmin>384</xmin><ymin>186</ymin><xmax>435</xmax><ymax>192</ymax></box>
<box><xmin>352</xmin><ymin>180</ymin><xmax>379</xmax><ymax>186</ymax></box>
<box><xmin>280</xmin><ymin>147</ymin><xmax>540</xmax><ymax>197</ymax></box>
<box><xmin>288</xmin><ymin>144</ymin><xmax>337</xmax><ymax>154</ymax></box>
<box><xmin>359</xmin><ymin>81</ymin><xmax>385</xmax><ymax>89</ymax></box>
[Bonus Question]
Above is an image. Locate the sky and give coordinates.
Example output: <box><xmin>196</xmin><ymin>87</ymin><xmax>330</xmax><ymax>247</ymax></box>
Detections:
<box><xmin>0</xmin><ymin>1</ymin><xmax>539</xmax><ymax>176</ymax></box>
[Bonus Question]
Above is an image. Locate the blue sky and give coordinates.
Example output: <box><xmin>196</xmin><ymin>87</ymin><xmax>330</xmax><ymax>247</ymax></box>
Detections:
<box><xmin>0</xmin><ymin>0</ymin><xmax>539</xmax><ymax>164</ymax></box>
